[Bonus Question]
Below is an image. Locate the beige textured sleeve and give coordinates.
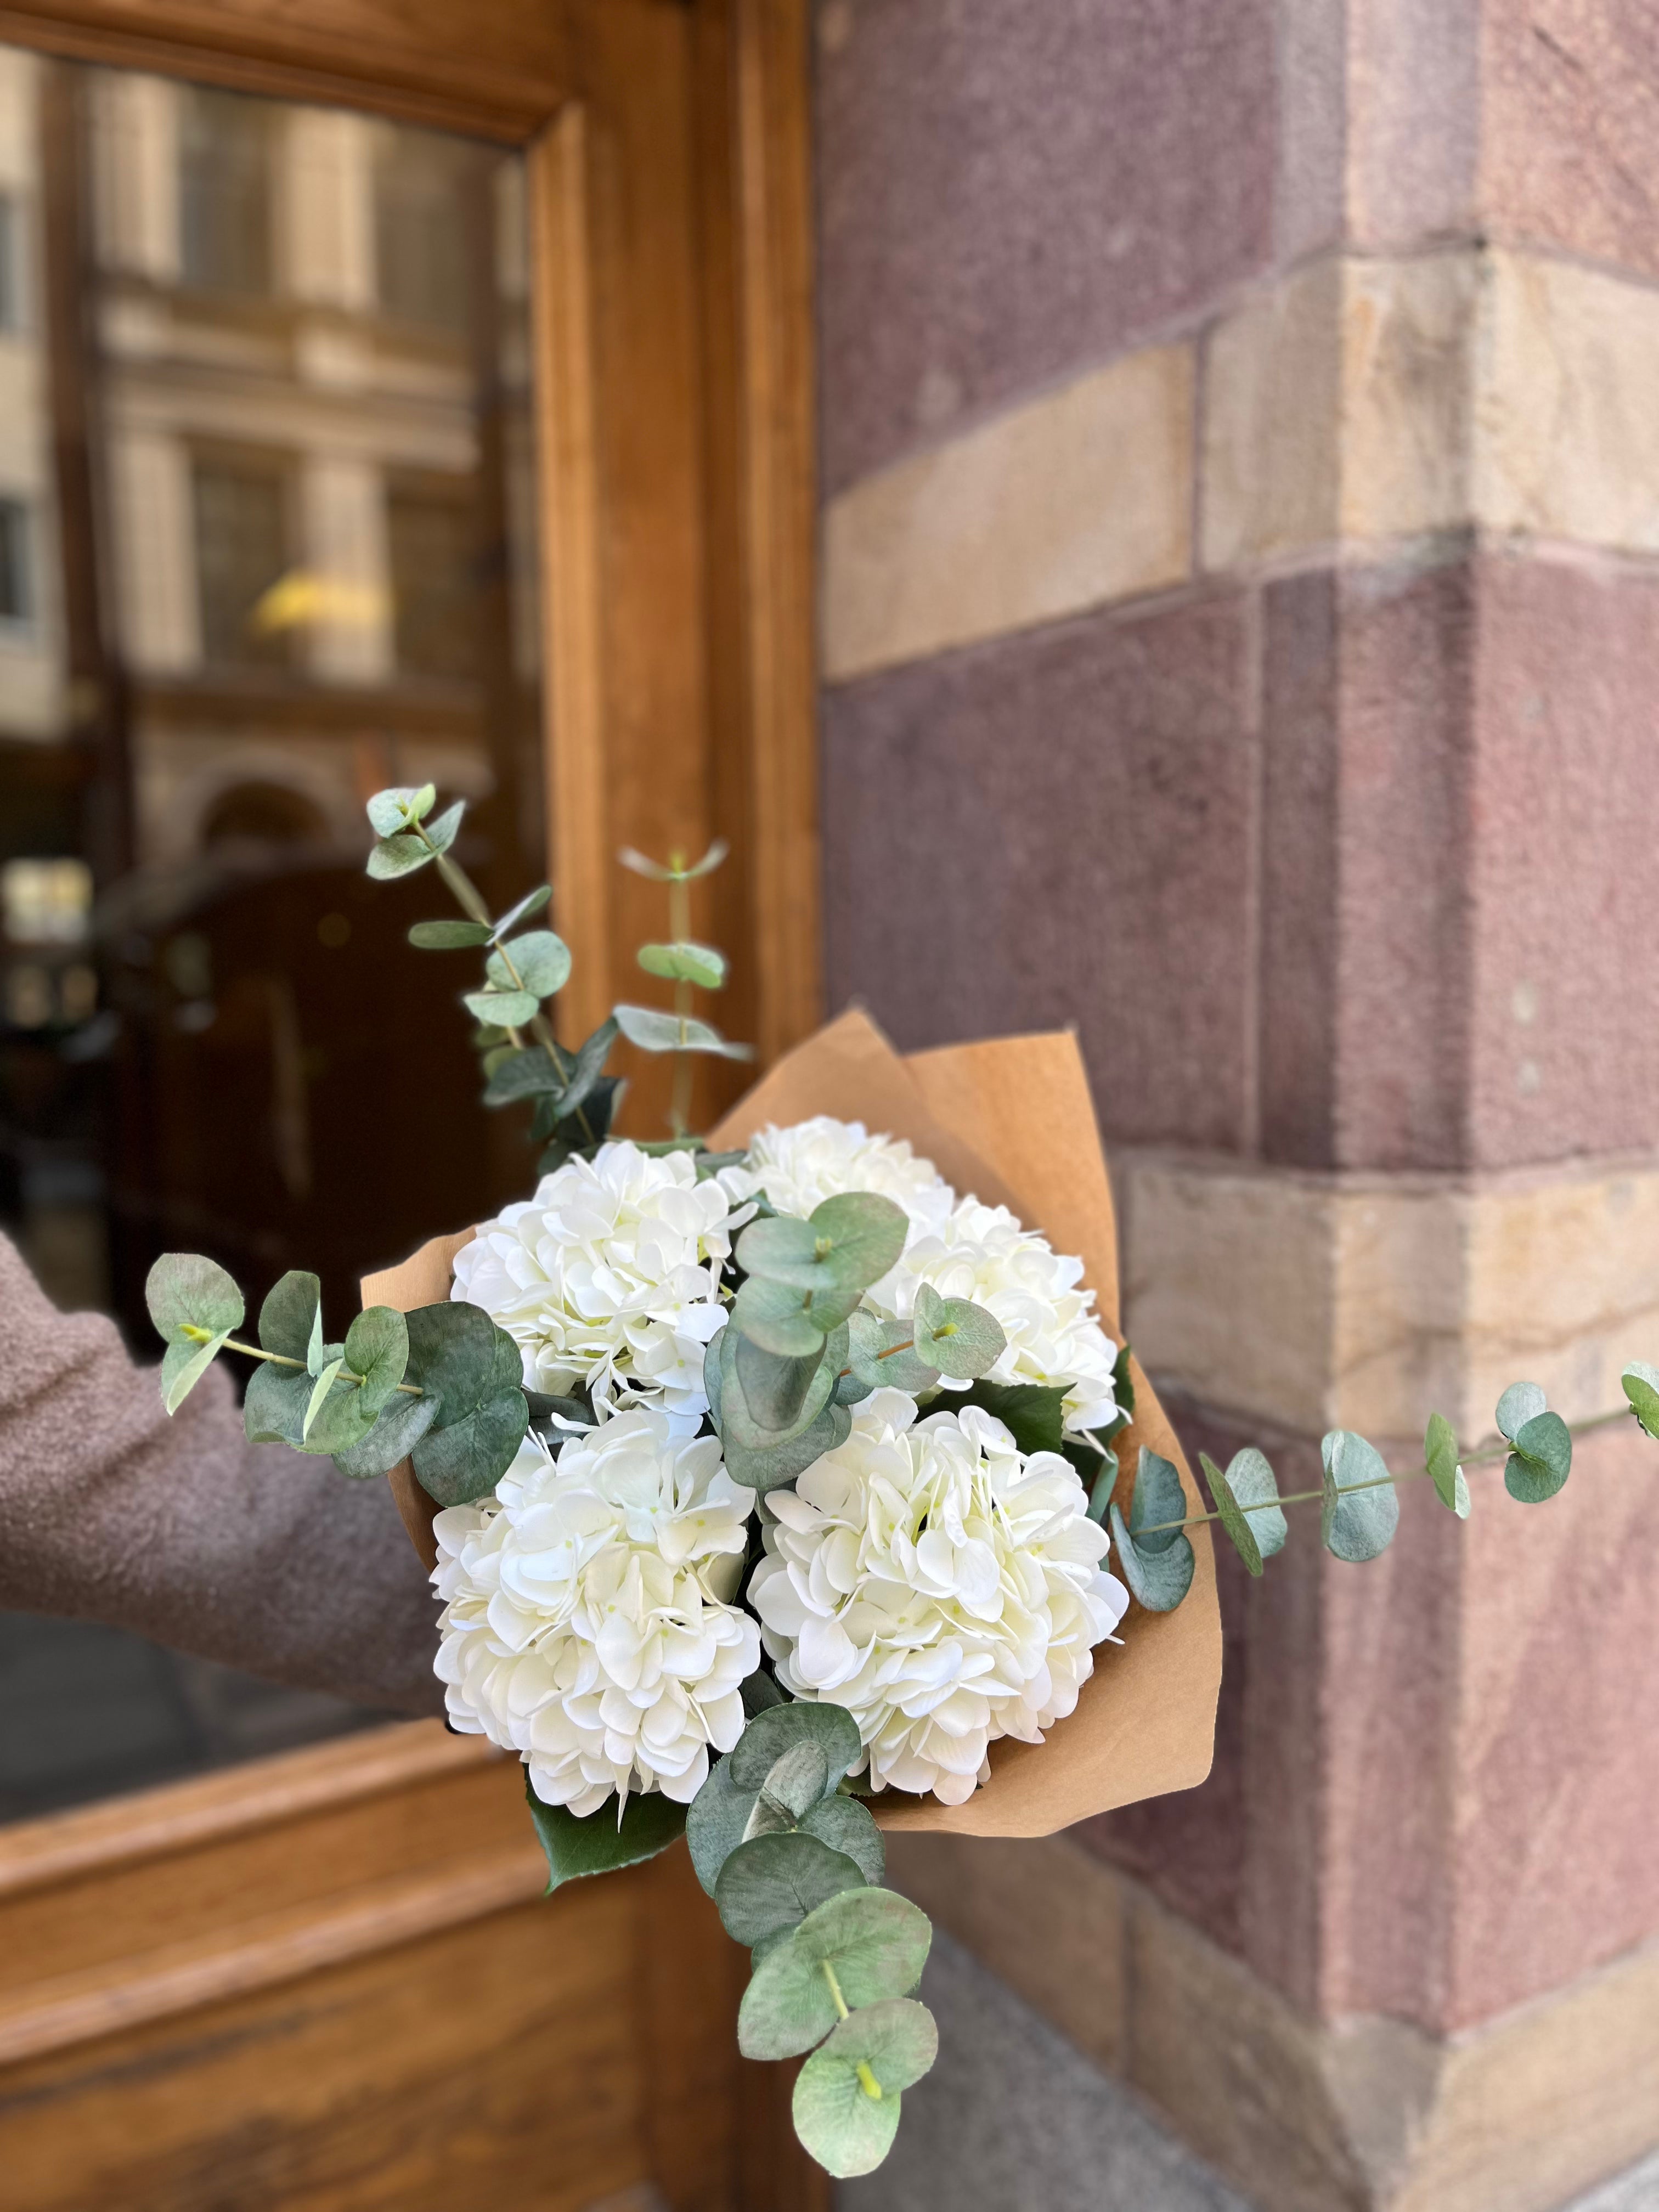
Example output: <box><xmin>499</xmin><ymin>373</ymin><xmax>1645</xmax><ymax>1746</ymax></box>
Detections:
<box><xmin>0</xmin><ymin>1235</ymin><xmax>443</xmax><ymax>1717</ymax></box>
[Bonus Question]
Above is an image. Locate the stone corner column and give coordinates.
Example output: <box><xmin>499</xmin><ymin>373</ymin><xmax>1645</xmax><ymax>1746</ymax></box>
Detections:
<box><xmin>813</xmin><ymin>4</ymin><xmax>1659</xmax><ymax>2207</ymax></box>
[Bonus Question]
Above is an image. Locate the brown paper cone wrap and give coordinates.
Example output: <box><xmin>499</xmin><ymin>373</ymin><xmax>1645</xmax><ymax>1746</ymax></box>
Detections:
<box><xmin>363</xmin><ymin>1008</ymin><xmax>1221</xmax><ymax>1836</ymax></box>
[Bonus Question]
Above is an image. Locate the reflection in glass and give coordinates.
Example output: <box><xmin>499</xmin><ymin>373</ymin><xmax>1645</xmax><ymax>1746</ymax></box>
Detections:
<box><xmin>0</xmin><ymin>46</ymin><xmax>546</xmax><ymax>1815</ymax></box>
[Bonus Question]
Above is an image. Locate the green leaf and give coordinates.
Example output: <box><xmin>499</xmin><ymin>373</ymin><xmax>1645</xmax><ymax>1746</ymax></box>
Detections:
<box><xmin>687</xmin><ymin>1755</ymin><xmax>757</xmax><ymax>1896</ymax></box>
<box><xmin>619</xmin><ymin>839</ymin><xmax>729</xmax><ymax>882</ymax></box>
<box><xmin>738</xmin><ymin>1889</ymin><xmax>933</xmax><ymax>2061</ymax></box>
<box><xmin>554</xmin><ymin>1018</ymin><xmax>620</xmax><ymax>1123</ymax></box>
<box><xmin>491</xmin><ymin>884</ymin><xmax>552</xmax><ymax>938</ymax></box>
<box><xmin>483</xmin><ymin>1046</ymin><xmax>568</xmax><ymax>1105</ymax></box>
<box><xmin>411</xmin><ymin>1387</ymin><xmax>529</xmax><ymax>1506</ymax></box>
<box><xmin>160</xmin><ymin>1329</ymin><xmax>230</xmax><ymax>1413</ymax></box>
<box><xmin>244</xmin><ymin>1360</ymin><xmax>311</xmax><ymax>1446</ymax></box>
<box><xmin>409</xmin><ymin>918</ymin><xmax>492</xmax><ymax>950</ymax></box>
<box><xmin>731</xmin><ymin>1701</ymin><xmax>864</xmax><ymax>1792</ymax></box>
<box><xmin>717</xmin><ymin>1323</ymin><xmax>839</xmax><ymax>1452</ymax></box>
<box><xmin>1226</xmin><ymin>1447</ymin><xmax>1286</xmax><ymax>1560</ymax></box>
<box><xmin>1199</xmin><ymin>1451</ymin><xmax>1262</xmax><ymax>1577</ymax></box>
<box><xmin>754</xmin><ymin>1741</ymin><xmax>832</xmax><ymax>1823</ymax></box>
<box><xmin>809</xmin><ymin>1193</ymin><xmax>909</xmax><ymax>1296</ymax></box>
<box><xmin>343</xmin><ymin>1306</ymin><xmax>409</xmax><ymax>1414</ymax></box>
<box><xmin>1109</xmin><ymin>1501</ymin><xmax>1194</xmax><ymax>1613</ymax></box>
<box><xmin>1425</xmin><ymin>1411</ymin><xmax>1471</xmax><ymax>1516</ymax></box>
<box><xmin>737</xmin><ymin>1214</ymin><xmax>827</xmax><ymax>1288</ymax></box>
<box><xmin>1505</xmin><ymin>1409</ymin><xmax>1572</xmax><ymax>1503</ymax></box>
<box><xmin>799</xmin><ymin>1796</ymin><xmax>885</xmax><ymax>1887</ymax></box>
<box><xmin>614</xmin><ymin>1004</ymin><xmax>753</xmax><ymax>1059</ymax></box>
<box><xmin>1319</xmin><ymin>1430</ymin><xmax>1400</xmax><ymax>1562</ymax></box>
<box><xmin>304</xmin><ymin>1296</ymin><xmax>326</xmax><ymax>1377</ymax></box>
<box><xmin>1085</xmin><ymin>1448</ymin><xmax>1119</xmax><ymax>1525</ymax></box>
<box><xmin>425</xmin><ymin>799</ymin><xmax>465</xmax><ymax>853</ymax></box>
<box><xmin>1496</xmin><ymin>1381</ymin><xmax>1547</xmax><ymax>1443</ymax></box>
<box><xmin>488</xmin><ymin>929</ymin><xmax>572</xmax><ymax>1000</ymax></box>
<box><xmin>146</xmin><ymin>1252</ymin><xmax>245</xmax><ymax>1342</ymax></box>
<box><xmin>1622</xmin><ymin>1362</ymin><xmax>1659</xmax><ymax>1442</ymax></box>
<box><xmin>463</xmin><ymin>988</ymin><xmax>539</xmax><ymax>1028</ymax></box>
<box><xmin>366</xmin><ymin>783</ymin><xmax>434</xmax><ymax>836</ymax></box>
<box><xmin>302</xmin><ymin>1357</ymin><xmax>346</xmax><ymax>1441</ymax></box>
<box><xmin>331</xmin><ymin>1387</ymin><xmax>439</xmax><ymax>1478</ymax></box>
<box><xmin>258</xmin><ymin>1270</ymin><xmax>319</xmax><ymax>1361</ymax></box>
<box><xmin>958</xmin><ymin>1380</ymin><xmax>1067</xmax><ymax>1457</ymax></box>
<box><xmin>723</xmin><ymin>1402</ymin><xmax>850</xmax><ymax>1492</ymax></box>
<box><xmin>732</xmin><ymin>1273</ymin><xmax>837</xmax><ymax>1358</ymax></box>
<box><xmin>844</xmin><ymin>1309</ymin><xmax>938</xmax><ymax>1396</ymax></box>
<box><xmin>792</xmin><ymin>2000</ymin><xmax>938</xmax><ymax>2179</ymax></box>
<box><xmin>524</xmin><ymin>1778</ymin><xmax>686</xmax><ymax>1894</ymax></box>
<box><xmin>910</xmin><ymin>1284</ymin><xmax>1006</xmax><ymax>1381</ymax></box>
<box><xmin>405</xmin><ymin>1301</ymin><xmax>521</xmax><ymax>1422</ymax></box>
<box><xmin>715</xmin><ymin>1832</ymin><xmax>866</xmax><ymax>1947</ymax></box>
<box><xmin>638</xmin><ymin>940</ymin><xmax>729</xmax><ymax>990</ymax></box>
<box><xmin>366</xmin><ymin>831</ymin><xmax>431</xmax><ymax>879</ymax></box>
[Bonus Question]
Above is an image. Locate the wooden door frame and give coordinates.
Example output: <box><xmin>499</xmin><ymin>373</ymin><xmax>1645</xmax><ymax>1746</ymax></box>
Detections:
<box><xmin>0</xmin><ymin>0</ymin><xmax>823</xmax><ymax>1077</ymax></box>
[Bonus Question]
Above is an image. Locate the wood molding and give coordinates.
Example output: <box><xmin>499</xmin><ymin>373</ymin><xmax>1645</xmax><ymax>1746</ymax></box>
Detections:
<box><xmin>533</xmin><ymin>100</ymin><xmax>613</xmax><ymax>1047</ymax></box>
<box><xmin>0</xmin><ymin>0</ymin><xmax>567</xmax><ymax>138</ymax></box>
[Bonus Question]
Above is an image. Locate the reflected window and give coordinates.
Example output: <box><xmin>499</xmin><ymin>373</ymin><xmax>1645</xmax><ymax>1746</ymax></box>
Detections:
<box><xmin>0</xmin><ymin>497</ymin><xmax>31</xmax><ymax>623</ymax></box>
<box><xmin>193</xmin><ymin>454</ymin><xmax>292</xmax><ymax>667</ymax></box>
<box><xmin>375</xmin><ymin>126</ymin><xmax>469</xmax><ymax>330</ymax></box>
<box><xmin>388</xmin><ymin>477</ymin><xmax>476</xmax><ymax>680</ymax></box>
<box><xmin>179</xmin><ymin>86</ymin><xmax>272</xmax><ymax>296</ymax></box>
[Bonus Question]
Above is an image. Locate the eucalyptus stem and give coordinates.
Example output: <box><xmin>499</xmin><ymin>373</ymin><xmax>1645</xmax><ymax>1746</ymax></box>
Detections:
<box><xmin>415</xmin><ymin>818</ymin><xmax>598</xmax><ymax>1148</ymax></box>
<box><xmin>668</xmin><ymin>858</ymin><xmax>693</xmax><ymax>1138</ymax></box>
<box><xmin>1134</xmin><ymin>1401</ymin><xmax>1635</xmax><ymax>1538</ymax></box>
<box><xmin>184</xmin><ymin>1327</ymin><xmax>423</xmax><ymax>1396</ymax></box>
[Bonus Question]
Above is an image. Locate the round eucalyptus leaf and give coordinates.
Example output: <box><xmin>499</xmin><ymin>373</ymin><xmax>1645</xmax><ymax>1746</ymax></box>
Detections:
<box><xmin>1126</xmin><ymin>1447</ymin><xmax>1187</xmax><ymax>1553</ymax></box>
<box><xmin>737</xmin><ymin>1214</ymin><xmax>829</xmax><ymax>1290</ymax></box>
<box><xmin>846</xmin><ymin>1308</ymin><xmax>939</xmax><ymax>1395</ymax></box>
<box><xmin>1505</xmin><ymin>1409</ymin><xmax>1572</xmax><ymax>1503</ymax></box>
<box><xmin>257</xmin><ymin>1269</ymin><xmax>320</xmax><ymax>1360</ymax></box>
<box><xmin>490</xmin><ymin>884</ymin><xmax>553</xmax><ymax>938</ymax></box>
<box><xmin>464</xmin><ymin>987</ymin><xmax>539</xmax><ymax>1028</ymax></box>
<box><xmin>1109</xmin><ymin>1503</ymin><xmax>1195</xmax><ymax>1613</ymax></box>
<box><xmin>1199</xmin><ymin>1451</ymin><xmax>1262</xmax><ymax>1577</ymax></box>
<box><xmin>331</xmin><ymin>1386</ymin><xmax>439</xmax><ymax>1479</ymax></box>
<box><xmin>738</xmin><ymin>1889</ymin><xmax>933</xmax><ymax>2061</ymax></box>
<box><xmin>366</xmin><ymin>831</ymin><xmax>431</xmax><ymax>879</ymax></box>
<box><xmin>734</xmin><ymin>1274</ymin><xmax>832</xmax><ymax>1358</ymax></box>
<box><xmin>1226</xmin><ymin>1447</ymin><xmax>1286</xmax><ymax>1559</ymax></box>
<box><xmin>1622</xmin><ymin>1362</ymin><xmax>1659</xmax><ymax>1442</ymax></box>
<box><xmin>613</xmin><ymin>1003</ymin><xmax>753</xmax><ymax>1059</ymax></box>
<box><xmin>911</xmin><ymin>1284</ymin><xmax>1007</xmax><ymax>1381</ymax></box>
<box><xmin>411</xmin><ymin>1386</ymin><xmax>529</xmax><ymax>1507</ymax></box>
<box><xmin>731</xmin><ymin>1700</ymin><xmax>864</xmax><ymax>1791</ymax></box>
<box><xmin>301</xmin><ymin>1357</ymin><xmax>347</xmax><ymax>1442</ymax></box>
<box><xmin>1319</xmin><ymin>1429</ymin><xmax>1400</xmax><ymax>1562</ymax></box>
<box><xmin>408</xmin><ymin>917</ymin><xmax>492</xmax><ymax>950</ymax></box>
<box><xmin>484</xmin><ymin>1047</ymin><xmax>568</xmax><ymax>1106</ymax></box>
<box><xmin>758</xmin><ymin>1740</ymin><xmax>831</xmax><ymax>1822</ymax></box>
<box><xmin>687</xmin><ymin>1754</ymin><xmax>754</xmax><ymax>1896</ymax></box>
<box><xmin>343</xmin><ymin>1305</ymin><xmax>410</xmax><ymax>1414</ymax></box>
<box><xmin>798</xmin><ymin>1794</ymin><xmax>885</xmax><ymax>1887</ymax></box>
<box><xmin>146</xmin><ymin>1252</ymin><xmax>245</xmax><ymax>1341</ymax></box>
<box><xmin>1496</xmin><ymin>1381</ymin><xmax>1547</xmax><ymax>1444</ymax></box>
<box><xmin>715</xmin><ymin>1831</ymin><xmax>866</xmax><ymax>1947</ymax></box>
<box><xmin>723</xmin><ymin>1401</ymin><xmax>850</xmax><ymax>1492</ymax></box>
<box><xmin>487</xmin><ymin>929</ymin><xmax>571</xmax><ymax>999</ymax></box>
<box><xmin>793</xmin><ymin>1999</ymin><xmax>938</xmax><ymax>2179</ymax></box>
<box><xmin>719</xmin><ymin>1324</ymin><xmax>837</xmax><ymax>1451</ymax></box>
<box><xmin>1424</xmin><ymin>1411</ymin><xmax>1471</xmax><ymax>1516</ymax></box>
<box><xmin>808</xmin><ymin>1193</ymin><xmax>909</xmax><ymax>1295</ymax></box>
<box><xmin>244</xmin><ymin>1361</ymin><xmax>310</xmax><ymax>1446</ymax></box>
<box><xmin>424</xmin><ymin>799</ymin><xmax>465</xmax><ymax>853</ymax></box>
<box><xmin>160</xmin><ymin>1329</ymin><xmax>230</xmax><ymax>1413</ymax></box>
<box><xmin>637</xmin><ymin>940</ymin><xmax>729</xmax><ymax>990</ymax></box>
<box><xmin>366</xmin><ymin>783</ymin><xmax>433</xmax><ymax>836</ymax></box>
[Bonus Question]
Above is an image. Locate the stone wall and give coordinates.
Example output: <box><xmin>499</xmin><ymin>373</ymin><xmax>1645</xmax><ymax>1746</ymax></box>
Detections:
<box><xmin>815</xmin><ymin>3</ymin><xmax>1659</xmax><ymax>2204</ymax></box>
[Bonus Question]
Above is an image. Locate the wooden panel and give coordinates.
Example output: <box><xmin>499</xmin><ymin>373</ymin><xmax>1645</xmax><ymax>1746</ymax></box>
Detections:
<box><xmin>0</xmin><ymin>1724</ymin><xmax>750</xmax><ymax>2211</ymax></box>
<box><xmin>0</xmin><ymin>0</ymin><xmax>569</xmax><ymax>138</ymax></box>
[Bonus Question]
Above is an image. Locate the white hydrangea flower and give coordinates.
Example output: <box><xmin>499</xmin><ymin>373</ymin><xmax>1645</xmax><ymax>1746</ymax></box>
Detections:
<box><xmin>719</xmin><ymin>1115</ymin><xmax>954</xmax><ymax>1233</ymax></box>
<box><xmin>433</xmin><ymin>1410</ymin><xmax>760</xmax><ymax>1815</ymax></box>
<box><xmin>749</xmin><ymin>1390</ymin><xmax>1127</xmax><ymax>1804</ymax></box>
<box><xmin>872</xmin><ymin>1195</ymin><xmax>1122</xmax><ymax>1436</ymax></box>
<box><xmin>453</xmin><ymin>1139</ymin><xmax>733</xmax><ymax>1424</ymax></box>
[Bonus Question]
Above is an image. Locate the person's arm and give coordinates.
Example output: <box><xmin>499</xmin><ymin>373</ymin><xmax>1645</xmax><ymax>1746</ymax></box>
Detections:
<box><xmin>0</xmin><ymin>1234</ymin><xmax>443</xmax><ymax>1716</ymax></box>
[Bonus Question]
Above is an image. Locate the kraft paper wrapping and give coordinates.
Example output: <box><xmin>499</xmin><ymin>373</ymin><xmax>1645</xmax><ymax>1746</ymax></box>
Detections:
<box><xmin>363</xmin><ymin>1007</ymin><xmax>1221</xmax><ymax>1835</ymax></box>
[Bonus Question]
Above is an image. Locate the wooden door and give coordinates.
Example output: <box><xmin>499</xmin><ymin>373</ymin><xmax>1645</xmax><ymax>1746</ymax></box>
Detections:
<box><xmin>0</xmin><ymin>0</ymin><xmax>822</xmax><ymax>2203</ymax></box>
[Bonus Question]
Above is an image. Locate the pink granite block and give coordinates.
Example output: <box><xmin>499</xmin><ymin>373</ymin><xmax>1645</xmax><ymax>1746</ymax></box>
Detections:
<box><xmin>1482</xmin><ymin>0</ymin><xmax>1659</xmax><ymax>280</ymax></box>
<box><xmin>821</xmin><ymin>592</ymin><xmax>1258</xmax><ymax>1153</ymax></box>
<box><xmin>815</xmin><ymin>0</ymin><xmax>1276</xmax><ymax>494</ymax></box>
<box><xmin>1466</xmin><ymin>553</ymin><xmax>1659</xmax><ymax>1169</ymax></box>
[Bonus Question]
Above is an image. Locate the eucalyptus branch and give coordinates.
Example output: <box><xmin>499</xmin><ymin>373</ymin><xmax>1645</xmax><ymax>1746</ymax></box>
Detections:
<box><xmin>179</xmin><ymin>1324</ymin><xmax>425</xmax><ymax>1396</ymax></box>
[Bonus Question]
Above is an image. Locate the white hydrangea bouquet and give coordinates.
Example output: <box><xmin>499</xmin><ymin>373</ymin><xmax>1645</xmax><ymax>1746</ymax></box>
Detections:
<box><xmin>152</xmin><ymin>786</ymin><xmax>1648</xmax><ymax>2176</ymax></box>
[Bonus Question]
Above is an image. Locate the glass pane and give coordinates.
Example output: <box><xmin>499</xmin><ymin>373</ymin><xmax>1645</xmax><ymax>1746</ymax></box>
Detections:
<box><xmin>0</xmin><ymin>46</ymin><xmax>545</xmax><ymax>1818</ymax></box>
